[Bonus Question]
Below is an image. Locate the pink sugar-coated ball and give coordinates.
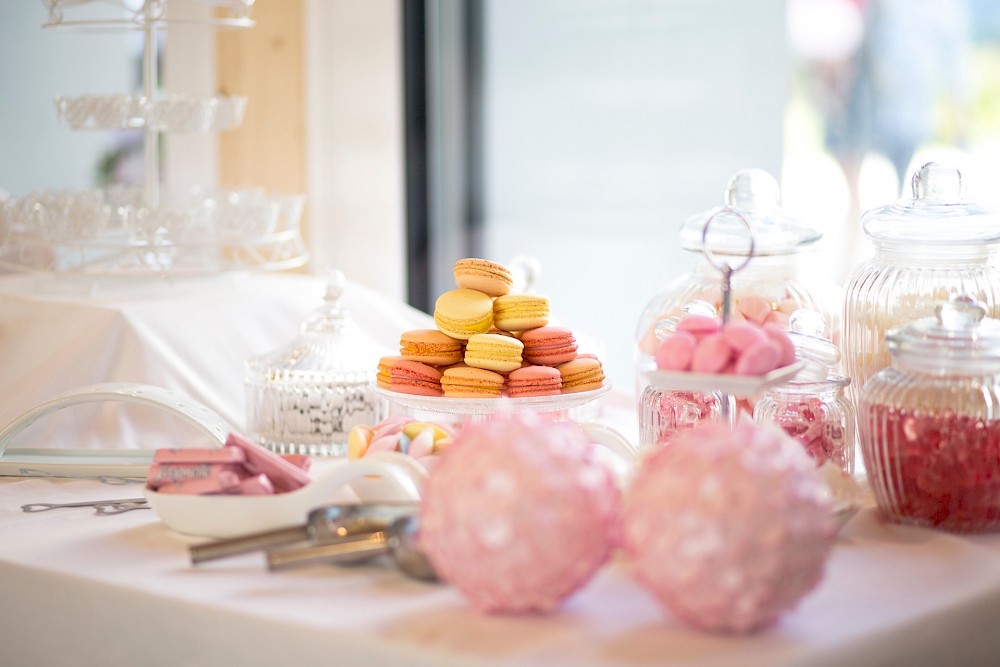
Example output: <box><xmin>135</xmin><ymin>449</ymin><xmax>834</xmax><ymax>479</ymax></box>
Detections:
<box><xmin>722</xmin><ymin>322</ymin><xmax>767</xmax><ymax>353</ymax></box>
<box><xmin>691</xmin><ymin>333</ymin><xmax>732</xmax><ymax>373</ymax></box>
<box><xmin>734</xmin><ymin>339</ymin><xmax>781</xmax><ymax>376</ymax></box>
<box><xmin>622</xmin><ymin>420</ymin><xmax>837</xmax><ymax>634</ymax></box>
<box><xmin>656</xmin><ymin>332</ymin><xmax>697</xmax><ymax>371</ymax></box>
<box><xmin>763</xmin><ymin>325</ymin><xmax>797</xmax><ymax>367</ymax></box>
<box><xmin>420</xmin><ymin>415</ymin><xmax>621</xmax><ymax>613</ymax></box>
<box><xmin>676</xmin><ymin>314</ymin><xmax>722</xmax><ymax>339</ymax></box>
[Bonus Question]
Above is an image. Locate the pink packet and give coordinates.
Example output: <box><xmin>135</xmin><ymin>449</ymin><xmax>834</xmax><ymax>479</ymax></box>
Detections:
<box><xmin>153</xmin><ymin>447</ymin><xmax>246</xmax><ymax>464</ymax></box>
<box><xmin>154</xmin><ymin>469</ymin><xmax>242</xmax><ymax>495</ymax></box>
<box><xmin>224</xmin><ymin>433</ymin><xmax>311</xmax><ymax>493</ymax></box>
<box><xmin>279</xmin><ymin>453</ymin><xmax>312</xmax><ymax>471</ymax></box>
<box><xmin>146</xmin><ymin>462</ymin><xmax>245</xmax><ymax>490</ymax></box>
<box><xmin>230</xmin><ymin>474</ymin><xmax>275</xmax><ymax>496</ymax></box>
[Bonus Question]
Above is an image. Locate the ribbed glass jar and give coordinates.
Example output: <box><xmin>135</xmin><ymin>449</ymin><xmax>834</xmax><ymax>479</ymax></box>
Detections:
<box><xmin>859</xmin><ymin>295</ymin><xmax>1000</xmax><ymax>532</ymax></box>
<box><xmin>639</xmin><ymin>386</ymin><xmax>731</xmax><ymax>448</ymax></box>
<box><xmin>755</xmin><ymin>377</ymin><xmax>855</xmax><ymax>474</ymax></box>
<box><xmin>843</xmin><ymin>163</ymin><xmax>1000</xmax><ymax>403</ymax></box>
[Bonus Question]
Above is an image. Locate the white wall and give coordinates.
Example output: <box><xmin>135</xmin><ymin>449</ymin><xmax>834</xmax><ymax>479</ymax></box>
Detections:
<box><xmin>480</xmin><ymin>0</ymin><xmax>789</xmax><ymax>393</ymax></box>
<box><xmin>304</xmin><ymin>0</ymin><xmax>406</xmax><ymax>302</ymax></box>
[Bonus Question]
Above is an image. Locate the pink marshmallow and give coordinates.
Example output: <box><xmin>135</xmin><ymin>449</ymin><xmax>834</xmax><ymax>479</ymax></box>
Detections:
<box><xmin>736</xmin><ymin>296</ymin><xmax>772</xmax><ymax>326</ymax></box>
<box><xmin>656</xmin><ymin>332</ymin><xmax>697</xmax><ymax>371</ymax></box>
<box><xmin>763</xmin><ymin>324</ymin><xmax>798</xmax><ymax>366</ymax></box>
<box><xmin>764</xmin><ymin>310</ymin><xmax>790</xmax><ymax>329</ymax></box>
<box><xmin>676</xmin><ymin>314</ymin><xmax>722</xmax><ymax>339</ymax></box>
<box><xmin>734</xmin><ymin>340</ymin><xmax>781</xmax><ymax>375</ymax></box>
<box><xmin>691</xmin><ymin>333</ymin><xmax>733</xmax><ymax>373</ymax></box>
<box><xmin>721</xmin><ymin>322</ymin><xmax>768</xmax><ymax>353</ymax></box>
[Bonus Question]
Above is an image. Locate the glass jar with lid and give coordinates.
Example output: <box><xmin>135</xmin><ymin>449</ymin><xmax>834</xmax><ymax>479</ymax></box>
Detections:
<box><xmin>639</xmin><ymin>301</ymin><xmax>733</xmax><ymax>448</ymax></box>
<box><xmin>245</xmin><ymin>270</ymin><xmax>388</xmax><ymax>457</ymax></box>
<box><xmin>754</xmin><ymin>310</ymin><xmax>855</xmax><ymax>474</ymax></box>
<box><xmin>859</xmin><ymin>294</ymin><xmax>1000</xmax><ymax>532</ymax></box>
<box><xmin>843</xmin><ymin>162</ymin><xmax>1000</xmax><ymax>403</ymax></box>
<box><xmin>635</xmin><ymin>168</ymin><xmax>842</xmax><ymax>398</ymax></box>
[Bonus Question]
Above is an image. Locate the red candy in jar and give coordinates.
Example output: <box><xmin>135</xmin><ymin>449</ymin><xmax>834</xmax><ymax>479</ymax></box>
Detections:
<box><xmin>859</xmin><ymin>295</ymin><xmax>1000</xmax><ymax>532</ymax></box>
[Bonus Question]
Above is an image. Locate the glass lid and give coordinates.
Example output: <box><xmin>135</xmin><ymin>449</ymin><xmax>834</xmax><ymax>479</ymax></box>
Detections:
<box><xmin>786</xmin><ymin>310</ymin><xmax>840</xmax><ymax>381</ymax></box>
<box><xmin>886</xmin><ymin>294</ymin><xmax>1000</xmax><ymax>362</ymax></box>
<box><xmin>861</xmin><ymin>162</ymin><xmax>1000</xmax><ymax>245</ymax></box>
<box><xmin>680</xmin><ymin>168</ymin><xmax>822</xmax><ymax>256</ymax></box>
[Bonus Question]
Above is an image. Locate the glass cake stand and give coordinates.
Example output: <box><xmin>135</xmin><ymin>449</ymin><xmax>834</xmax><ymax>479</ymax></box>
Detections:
<box><xmin>371</xmin><ymin>384</ymin><xmax>611</xmax><ymax>418</ymax></box>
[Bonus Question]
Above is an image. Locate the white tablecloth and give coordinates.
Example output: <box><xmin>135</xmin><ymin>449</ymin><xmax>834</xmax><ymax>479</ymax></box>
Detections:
<box><xmin>0</xmin><ymin>272</ymin><xmax>432</xmax><ymax>451</ymax></box>
<box><xmin>2</xmin><ymin>474</ymin><xmax>1000</xmax><ymax>666</ymax></box>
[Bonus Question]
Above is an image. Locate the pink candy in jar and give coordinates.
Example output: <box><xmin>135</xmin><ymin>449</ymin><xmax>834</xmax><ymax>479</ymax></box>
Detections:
<box><xmin>419</xmin><ymin>414</ymin><xmax>621</xmax><ymax>613</ymax></box>
<box><xmin>654</xmin><ymin>314</ymin><xmax>796</xmax><ymax>376</ymax></box>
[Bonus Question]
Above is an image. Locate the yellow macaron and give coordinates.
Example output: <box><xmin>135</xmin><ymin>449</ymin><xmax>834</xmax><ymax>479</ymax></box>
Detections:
<box><xmin>464</xmin><ymin>333</ymin><xmax>524</xmax><ymax>373</ymax></box>
<box><xmin>434</xmin><ymin>288</ymin><xmax>494</xmax><ymax>340</ymax></box>
<box><xmin>493</xmin><ymin>294</ymin><xmax>550</xmax><ymax>332</ymax></box>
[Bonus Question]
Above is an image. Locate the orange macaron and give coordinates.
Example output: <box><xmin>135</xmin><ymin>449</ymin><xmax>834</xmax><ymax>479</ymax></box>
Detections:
<box><xmin>441</xmin><ymin>366</ymin><xmax>505</xmax><ymax>398</ymax></box>
<box><xmin>389</xmin><ymin>359</ymin><xmax>444</xmax><ymax>396</ymax></box>
<box><xmin>557</xmin><ymin>357</ymin><xmax>605</xmax><ymax>393</ymax></box>
<box><xmin>453</xmin><ymin>258</ymin><xmax>513</xmax><ymax>297</ymax></box>
<box><xmin>400</xmin><ymin>329</ymin><xmax>464</xmax><ymax>366</ymax></box>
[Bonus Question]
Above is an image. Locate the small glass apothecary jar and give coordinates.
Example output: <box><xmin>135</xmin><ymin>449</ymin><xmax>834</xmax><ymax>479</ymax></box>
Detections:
<box><xmin>245</xmin><ymin>271</ymin><xmax>387</xmax><ymax>457</ymax></box>
<box><xmin>859</xmin><ymin>294</ymin><xmax>1000</xmax><ymax>532</ymax></box>
<box><xmin>755</xmin><ymin>312</ymin><xmax>855</xmax><ymax>474</ymax></box>
<box><xmin>639</xmin><ymin>301</ymin><xmax>733</xmax><ymax>448</ymax></box>
<box><xmin>635</xmin><ymin>169</ymin><xmax>841</xmax><ymax>395</ymax></box>
<box><xmin>844</xmin><ymin>162</ymin><xmax>1000</xmax><ymax>402</ymax></box>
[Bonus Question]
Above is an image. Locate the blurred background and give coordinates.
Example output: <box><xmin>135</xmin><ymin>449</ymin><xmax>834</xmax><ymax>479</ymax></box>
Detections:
<box><xmin>3</xmin><ymin>0</ymin><xmax>1000</xmax><ymax>393</ymax></box>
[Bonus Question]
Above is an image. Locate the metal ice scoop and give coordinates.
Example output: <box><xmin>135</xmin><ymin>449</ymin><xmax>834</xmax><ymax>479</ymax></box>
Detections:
<box><xmin>266</xmin><ymin>514</ymin><xmax>436</xmax><ymax>581</ymax></box>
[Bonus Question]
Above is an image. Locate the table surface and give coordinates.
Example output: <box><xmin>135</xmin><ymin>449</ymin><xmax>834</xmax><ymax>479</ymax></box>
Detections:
<box><xmin>3</xmin><ymin>473</ymin><xmax>1000</xmax><ymax>667</ymax></box>
<box><xmin>4</xmin><ymin>273</ymin><xmax>1000</xmax><ymax>666</ymax></box>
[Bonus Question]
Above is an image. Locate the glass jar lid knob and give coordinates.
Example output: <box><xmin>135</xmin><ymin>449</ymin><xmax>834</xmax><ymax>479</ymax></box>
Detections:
<box><xmin>724</xmin><ymin>168</ymin><xmax>781</xmax><ymax>211</ymax></box>
<box><xmin>912</xmin><ymin>162</ymin><xmax>963</xmax><ymax>203</ymax></box>
<box><xmin>301</xmin><ymin>269</ymin><xmax>348</xmax><ymax>335</ymax></box>
<box><xmin>936</xmin><ymin>293</ymin><xmax>986</xmax><ymax>330</ymax></box>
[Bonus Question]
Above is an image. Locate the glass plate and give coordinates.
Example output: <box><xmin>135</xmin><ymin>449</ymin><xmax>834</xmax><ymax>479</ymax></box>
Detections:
<box><xmin>371</xmin><ymin>383</ymin><xmax>611</xmax><ymax>415</ymax></box>
<box><xmin>640</xmin><ymin>361</ymin><xmax>803</xmax><ymax>395</ymax></box>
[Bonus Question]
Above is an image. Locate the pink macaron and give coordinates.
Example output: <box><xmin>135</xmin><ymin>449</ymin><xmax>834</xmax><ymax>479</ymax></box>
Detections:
<box><xmin>691</xmin><ymin>333</ymin><xmax>733</xmax><ymax>373</ymax></box>
<box><xmin>389</xmin><ymin>359</ymin><xmax>444</xmax><ymax>396</ymax></box>
<box><xmin>507</xmin><ymin>365</ymin><xmax>563</xmax><ymax>397</ymax></box>
<box><xmin>519</xmin><ymin>327</ymin><xmax>579</xmax><ymax>366</ymax></box>
<box><xmin>676</xmin><ymin>314</ymin><xmax>722</xmax><ymax>339</ymax></box>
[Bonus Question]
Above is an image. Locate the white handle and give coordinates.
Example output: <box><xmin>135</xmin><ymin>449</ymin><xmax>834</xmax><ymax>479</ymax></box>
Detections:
<box><xmin>0</xmin><ymin>383</ymin><xmax>233</xmax><ymax>460</ymax></box>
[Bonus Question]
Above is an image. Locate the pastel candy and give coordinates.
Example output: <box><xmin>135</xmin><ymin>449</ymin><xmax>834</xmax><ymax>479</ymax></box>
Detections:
<box><xmin>402</xmin><ymin>421</ymin><xmax>452</xmax><ymax>442</ymax></box>
<box><xmin>368</xmin><ymin>433</ymin><xmax>402</xmax><ymax>454</ymax></box>
<box><xmin>737</xmin><ymin>296</ymin><xmax>772</xmax><ymax>326</ymax></box>
<box><xmin>408</xmin><ymin>427</ymin><xmax>437</xmax><ymax>458</ymax></box>
<box><xmin>347</xmin><ymin>425</ymin><xmax>374</xmax><ymax>459</ymax></box>
<box><xmin>691</xmin><ymin>333</ymin><xmax>732</xmax><ymax>373</ymax></box>
<box><xmin>722</xmin><ymin>322</ymin><xmax>767</xmax><ymax>353</ymax></box>
<box><xmin>676</xmin><ymin>314</ymin><xmax>722</xmax><ymax>339</ymax></box>
<box><xmin>656</xmin><ymin>332</ymin><xmax>697</xmax><ymax>371</ymax></box>
<box><xmin>763</xmin><ymin>324</ymin><xmax>798</xmax><ymax>366</ymax></box>
<box><xmin>734</xmin><ymin>340</ymin><xmax>781</xmax><ymax>375</ymax></box>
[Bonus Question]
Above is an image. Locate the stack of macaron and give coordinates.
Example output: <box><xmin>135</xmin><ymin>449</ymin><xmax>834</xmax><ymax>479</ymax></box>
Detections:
<box><xmin>377</xmin><ymin>257</ymin><xmax>606</xmax><ymax>398</ymax></box>
<box><xmin>655</xmin><ymin>314</ymin><xmax>796</xmax><ymax>376</ymax></box>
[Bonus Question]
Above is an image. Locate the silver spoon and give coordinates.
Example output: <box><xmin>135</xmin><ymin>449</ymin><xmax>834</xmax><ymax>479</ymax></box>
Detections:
<box><xmin>266</xmin><ymin>515</ymin><xmax>436</xmax><ymax>581</ymax></box>
<box><xmin>21</xmin><ymin>498</ymin><xmax>149</xmax><ymax>514</ymax></box>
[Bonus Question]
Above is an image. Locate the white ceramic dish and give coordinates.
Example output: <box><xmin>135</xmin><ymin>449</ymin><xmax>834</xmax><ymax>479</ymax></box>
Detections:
<box><xmin>144</xmin><ymin>452</ymin><xmax>426</xmax><ymax>538</ymax></box>
<box><xmin>641</xmin><ymin>361</ymin><xmax>804</xmax><ymax>395</ymax></box>
<box><xmin>371</xmin><ymin>383</ymin><xmax>611</xmax><ymax>415</ymax></box>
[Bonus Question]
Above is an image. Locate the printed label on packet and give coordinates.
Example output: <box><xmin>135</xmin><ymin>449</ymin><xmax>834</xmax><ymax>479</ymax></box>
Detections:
<box><xmin>154</xmin><ymin>470</ymin><xmax>243</xmax><ymax>495</ymax></box>
<box><xmin>153</xmin><ymin>447</ymin><xmax>246</xmax><ymax>464</ymax></box>
<box><xmin>146</xmin><ymin>463</ymin><xmax>244</xmax><ymax>490</ymax></box>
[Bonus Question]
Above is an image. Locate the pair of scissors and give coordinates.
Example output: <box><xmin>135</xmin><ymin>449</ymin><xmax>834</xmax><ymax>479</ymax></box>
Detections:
<box><xmin>21</xmin><ymin>497</ymin><xmax>149</xmax><ymax>514</ymax></box>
